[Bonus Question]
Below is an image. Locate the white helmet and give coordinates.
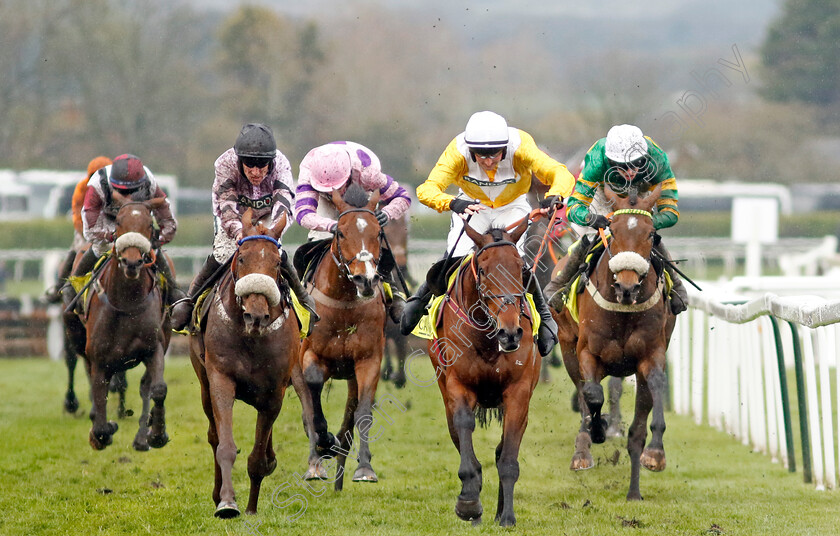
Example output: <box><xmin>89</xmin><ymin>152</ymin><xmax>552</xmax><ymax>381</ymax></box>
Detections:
<box><xmin>605</xmin><ymin>124</ymin><xmax>648</xmax><ymax>163</ymax></box>
<box><xmin>464</xmin><ymin>111</ymin><xmax>509</xmax><ymax>149</ymax></box>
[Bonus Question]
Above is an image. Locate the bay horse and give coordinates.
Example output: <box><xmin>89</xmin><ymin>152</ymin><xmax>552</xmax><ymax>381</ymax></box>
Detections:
<box><xmin>300</xmin><ymin>186</ymin><xmax>387</xmax><ymax>490</ymax></box>
<box><xmin>188</xmin><ymin>210</ymin><xmax>309</xmax><ymax>518</ymax></box>
<box><xmin>553</xmin><ymin>184</ymin><xmax>676</xmax><ymax>501</ymax></box>
<box><xmin>429</xmin><ymin>217</ymin><xmax>537</xmax><ymax>527</ymax></box>
<box><xmin>64</xmin><ymin>195</ymin><xmax>172</xmax><ymax>451</ymax></box>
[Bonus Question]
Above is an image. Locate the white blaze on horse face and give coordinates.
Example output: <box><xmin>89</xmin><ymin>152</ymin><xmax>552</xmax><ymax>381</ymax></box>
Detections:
<box><xmin>627</xmin><ymin>216</ymin><xmax>638</xmax><ymax>230</ymax></box>
<box><xmin>357</xmin><ymin>219</ymin><xmax>368</xmax><ymax>233</ymax></box>
<box><xmin>357</xmin><ymin>243</ymin><xmax>376</xmax><ymax>279</ymax></box>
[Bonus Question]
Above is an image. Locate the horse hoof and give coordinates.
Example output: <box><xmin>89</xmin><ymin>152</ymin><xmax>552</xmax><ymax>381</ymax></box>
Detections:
<box><xmin>132</xmin><ymin>438</ymin><xmax>150</xmax><ymax>452</ymax></box>
<box><xmin>641</xmin><ymin>448</ymin><xmax>666</xmax><ymax>472</ymax></box>
<box><xmin>352</xmin><ymin>466</ymin><xmax>378</xmax><ymax>482</ymax></box>
<box><xmin>64</xmin><ymin>394</ymin><xmax>80</xmax><ymax>414</ymax></box>
<box><xmin>148</xmin><ymin>432</ymin><xmax>169</xmax><ymax>449</ymax></box>
<box><xmin>626</xmin><ymin>491</ymin><xmax>643</xmax><ymax>501</ymax></box>
<box><xmin>390</xmin><ymin>371</ymin><xmax>406</xmax><ymax>389</ymax></box>
<box><xmin>455</xmin><ymin>499</ymin><xmax>483</xmax><ymax>521</ymax></box>
<box><xmin>606</xmin><ymin>423</ymin><xmax>624</xmax><ymax>439</ymax></box>
<box><xmin>570</xmin><ymin>453</ymin><xmax>594</xmax><ymax>471</ymax></box>
<box><xmin>304</xmin><ymin>465</ymin><xmax>328</xmax><ymax>480</ymax></box>
<box><xmin>214</xmin><ymin>501</ymin><xmax>240</xmax><ymax>519</ymax></box>
<box><xmin>590</xmin><ymin>417</ymin><xmax>609</xmax><ymax>444</ymax></box>
<box><xmin>118</xmin><ymin>408</ymin><xmax>134</xmax><ymax>419</ymax></box>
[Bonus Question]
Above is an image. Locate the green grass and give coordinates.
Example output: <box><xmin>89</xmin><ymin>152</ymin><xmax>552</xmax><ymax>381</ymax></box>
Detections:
<box><xmin>1</xmin><ymin>356</ymin><xmax>838</xmax><ymax>536</ymax></box>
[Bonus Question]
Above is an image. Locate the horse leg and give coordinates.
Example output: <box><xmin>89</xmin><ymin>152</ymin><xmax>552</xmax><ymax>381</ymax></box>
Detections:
<box><xmin>336</xmin><ymin>379</ymin><xmax>360</xmax><ymax>490</ymax></box>
<box><xmin>145</xmin><ymin>348</ymin><xmax>169</xmax><ymax>449</ymax></box>
<box><xmin>640</xmin><ymin>367</ymin><xmax>667</xmax><ymax>473</ymax></box>
<box><xmin>451</xmin><ymin>400</ymin><xmax>482</xmax><ymax>524</ymax></box>
<box><xmin>110</xmin><ymin>370</ymin><xmax>132</xmax><ymax>419</ymax></box>
<box><xmin>63</xmin><ymin>341</ymin><xmax>79</xmax><ymax>414</ymax></box>
<box><xmin>494</xmin><ymin>384</ymin><xmax>532</xmax><ymax>527</ymax></box>
<box><xmin>194</xmin><ymin>365</ymin><xmax>223</xmax><ymax>508</ymax></box>
<box><xmin>245</xmin><ymin>402</ymin><xmax>283</xmax><ymax>515</ymax></box>
<box><xmin>290</xmin><ymin>364</ymin><xmax>323</xmax><ymax>482</ymax></box>
<box><xmin>352</xmin><ymin>360</ymin><xmax>380</xmax><ymax>484</ymax></box>
<box><xmin>380</xmin><ymin>337</ymin><xmax>393</xmax><ymax>382</ymax></box>
<box><xmin>132</xmin><ymin>369</ymin><xmax>152</xmax><ymax>451</ymax></box>
<box><xmin>302</xmin><ymin>351</ymin><xmax>335</xmax><ymax>480</ymax></box>
<box><xmin>207</xmin><ymin>369</ymin><xmax>240</xmax><ymax>518</ymax></box>
<box><xmin>88</xmin><ymin>364</ymin><xmax>118</xmax><ymax>450</ymax></box>
<box><xmin>606</xmin><ymin>376</ymin><xmax>625</xmax><ymax>438</ymax></box>
<box><xmin>390</xmin><ymin>332</ymin><xmax>407</xmax><ymax>389</ymax></box>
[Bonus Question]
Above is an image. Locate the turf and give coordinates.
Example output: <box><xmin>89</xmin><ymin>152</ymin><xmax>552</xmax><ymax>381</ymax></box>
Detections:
<box><xmin>0</xmin><ymin>355</ymin><xmax>837</xmax><ymax>536</ymax></box>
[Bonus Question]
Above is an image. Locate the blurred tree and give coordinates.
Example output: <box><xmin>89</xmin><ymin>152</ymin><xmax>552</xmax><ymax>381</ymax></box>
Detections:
<box><xmin>761</xmin><ymin>0</ymin><xmax>840</xmax><ymax>107</ymax></box>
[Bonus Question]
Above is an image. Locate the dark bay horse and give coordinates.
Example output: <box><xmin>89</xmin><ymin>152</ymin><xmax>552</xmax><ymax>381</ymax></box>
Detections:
<box><xmin>300</xmin><ymin>187</ymin><xmax>387</xmax><ymax>490</ymax></box>
<box><xmin>189</xmin><ymin>210</ymin><xmax>308</xmax><ymax>518</ymax></box>
<box><xmin>429</xmin><ymin>217</ymin><xmax>538</xmax><ymax>527</ymax></box>
<box><xmin>64</xmin><ymin>196</ymin><xmax>171</xmax><ymax>451</ymax></box>
<box><xmin>553</xmin><ymin>184</ymin><xmax>676</xmax><ymax>501</ymax></box>
<box><xmin>379</xmin><ymin>211</ymin><xmax>413</xmax><ymax>388</ymax></box>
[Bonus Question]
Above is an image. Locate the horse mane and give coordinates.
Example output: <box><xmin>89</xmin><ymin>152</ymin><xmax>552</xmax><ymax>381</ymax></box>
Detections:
<box><xmin>628</xmin><ymin>187</ymin><xmax>638</xmax><ymax>206</ymax></box>
<box><xmin>342</xmin><ymin>183</ymin><xmax>370</xmax><ymax>208</ymax></box>
<box><xmin>487</xmin><ymin>225</ymin><xmax>507</xmax><ymax>243</ymax></box>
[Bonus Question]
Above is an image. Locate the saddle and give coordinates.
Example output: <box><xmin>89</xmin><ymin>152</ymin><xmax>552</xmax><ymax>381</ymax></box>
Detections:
<box><xmin>293</xmin><ymin>237</ymin><xmax>399</xmax><ymax>287</ymax></box>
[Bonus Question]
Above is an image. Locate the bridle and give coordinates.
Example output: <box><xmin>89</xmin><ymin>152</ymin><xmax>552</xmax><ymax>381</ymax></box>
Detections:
<box><xmin>458</xmin><ymin>240</ymin><xmax>530</xmax><ymax>327</ymax></box>
<box><xmin>329</xmin><ymin>208</ymin><xmax>379</xmax><ymax>282</ymax></box>
<box><xmin>229</xmin><ymin>234</ymin><xmax>285</xmax><ymax>308</ymax></box>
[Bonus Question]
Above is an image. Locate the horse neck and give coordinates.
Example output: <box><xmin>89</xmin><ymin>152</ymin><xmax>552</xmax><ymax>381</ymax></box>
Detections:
<box><xmin>314</xmin><ymin>240</ymin><xmax>357</xmax><ymax>298</ymax></box>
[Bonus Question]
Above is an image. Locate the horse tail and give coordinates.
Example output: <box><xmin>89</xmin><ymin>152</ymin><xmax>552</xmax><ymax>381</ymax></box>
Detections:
<box><xmin>474</xmin><ymin>405</ymin><xmax>504</xmax><ymax>428</ymax></box>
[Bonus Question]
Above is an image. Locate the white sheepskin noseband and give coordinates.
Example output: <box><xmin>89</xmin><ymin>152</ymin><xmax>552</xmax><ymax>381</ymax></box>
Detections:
<box><xmin>115</xmin><ymin>232</ymin><xmax>152</xmax><ymax>255</ymax></box>
<box><xmin>235</xmin><ymin>273</ymin><xmax>282</xmax><ymax>306</ymax></box>
<box><xmin>608</xmin><ymin>251</ymin><xmax>650</xmax><ymax>276</ymax></box>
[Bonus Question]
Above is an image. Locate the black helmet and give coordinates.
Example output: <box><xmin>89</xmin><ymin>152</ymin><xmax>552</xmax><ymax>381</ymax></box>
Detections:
<box><xmin>234</xmin><ymin>123</ymin><xmax>276</xmax><ymax>158</ymax></box>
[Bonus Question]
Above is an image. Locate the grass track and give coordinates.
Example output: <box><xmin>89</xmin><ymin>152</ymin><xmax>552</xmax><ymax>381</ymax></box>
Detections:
<box><xmin>0</xmin><ymin>355</ymin><xmax>838</xmax><ymax>536</ymax></box>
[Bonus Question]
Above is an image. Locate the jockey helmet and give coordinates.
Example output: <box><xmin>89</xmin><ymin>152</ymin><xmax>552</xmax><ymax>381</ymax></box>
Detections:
<box><xmin>464</xmin><ymin>111</ymin><xmax>509</xmax><ymax>150</ymax></box>
<box><xmin>109</xmin><ymin>154</ymin><xmax>148</xmax><ymax>190</ymax></box>
<box><xmin>234</xmin><ymin>123</ymin><xmax>277</xmax><ymax>160</ymax></box>
<box><xmin>605</xmin><ymin>124</ymin><xmax>648</xmax><ymax>164</ymax></box>
<box><xmin>305</xmin><ymin>144</ymin><xmax>352</xmax><ymax>193</ymax></box>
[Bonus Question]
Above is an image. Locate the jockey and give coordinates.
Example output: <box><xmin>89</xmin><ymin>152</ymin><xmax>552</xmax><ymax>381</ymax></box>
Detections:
<box><xmin>60</xmin><ymin>154</ymin><xmax>184</xmax><ymax>311</ymax></box>
<box><xmin>399</xmin><ymin>110</ymin><xmax>576</xmax><ymax>357</ymax></box>
<box><xmin>545</xmin><ymin>124</ymin><xmax>688</xmax><ymax>315</ymax></box>
<box><xmin>293</xmin><ymin>141</ymin><xmax>412</xmax><ymax>320</ymax></box>
<box><xmin>170</xmin><ymin>123</ymin><xmax>317</xmax><ymax>331</ymax></box>
<box><xmin>45</xmin><ymin>155</ymin><xmax>112</xmax><ymax>303</ymax></box>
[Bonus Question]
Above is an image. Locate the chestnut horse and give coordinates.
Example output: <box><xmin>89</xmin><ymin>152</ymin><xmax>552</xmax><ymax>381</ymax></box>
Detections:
<box><xmin>300</xmin><ymin>187</ymin><xmax>387</xmax><ymax>490</ymax></box>
<box><xmin>429</xmin><ymin>217</ymin><xmax>537</xmax><ymax>527</ymax></box>
<box><xmin>64</xmin><ymin>197</ymin><xmax>171</xmax><ymax>451</ymax></box>
<box><xmin>553</xmin><ymin>184</ymin><xmax>676</xmax><ymax>501</ymax></box>
<box><xmin>188</xmin><ymin>210</ymin><xmax>309</xmax><ymax>518</ymax></box>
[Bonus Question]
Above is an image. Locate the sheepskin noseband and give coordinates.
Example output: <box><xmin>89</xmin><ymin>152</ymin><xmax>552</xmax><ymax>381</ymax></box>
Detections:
<box><xmin>115</xmin><ymin>232</ymin><xmax>152</xmax><ymax>255</ymax></box>
<box><xmin>235</xmin><ymin>273</ymin><xmax>282</xmax><ymax>306</ymax></box>
<box><xmin>608</xmin><ymin>251</ymin><xmax>650</xmax><ymax>276</ymax></box>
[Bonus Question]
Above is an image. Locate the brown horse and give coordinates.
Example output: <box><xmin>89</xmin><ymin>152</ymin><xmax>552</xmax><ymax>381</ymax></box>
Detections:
<box><xmin>188</xmin><ymin>210</ymin><xmax>308</xmax><ymax>518</ymax></box>
<box><xmin>64</xmin><ymin>197</ymin><xmax>171</xmax><ymax>451</ymax></box>
<box><xmin>429</xmin><ymin>217</ymin><xmax>537</xmax><ymax>527</ymax></box>
<box><xmin>553</xmin><ymin>184</ymin><xmax>676</xmax><ymax>501</ymax></box>
<box><xmin>300</xmin><ymin>187</ymin><xmax>387</xmax><ymax>490</ymax></box>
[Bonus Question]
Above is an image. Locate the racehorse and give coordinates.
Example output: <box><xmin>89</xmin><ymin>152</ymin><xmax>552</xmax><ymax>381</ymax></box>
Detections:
<box><xmin>64</xmin><ymin>195</ymin><xmax>172</xmax><ymax>451</ymax></box>
<box><xmin>188</xmin><ymin>210</ymin><xmax>307</xmax><ymax>518</ymax></box>
<box><xmin>552</xmin><ymin>184</ymin><xmax>676</xmax><ymax>501</ymax></box>
<box><xmin>428</xmin><ymin>217</ymin><xmax>538</xmax><ymax>527</ymax></box>
<box><xmin>299</xmin><ymin>186</ymin><xmax>387</xmax><ymax>490</ymax></box>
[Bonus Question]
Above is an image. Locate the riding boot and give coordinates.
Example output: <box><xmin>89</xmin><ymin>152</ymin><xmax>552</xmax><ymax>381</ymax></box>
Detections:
<box><xmin>653</xmin><ymin>242</ymin><xmax>688</xmax><ymax>315</ymax></box>
<box><xmin>280</xmin><ymin>252</ymin><xmax>320</xmax><ymax>324</ymax></box>
<box><xmin>60</xmin><ymin>247</ymin><xmax>99</xmax><ymax>312</ymax></box>
<box><xmin>525</xmin><ymin>269</ymin><xmax>558</xmax><ymax>357</ymax></box>
<box><xmin>399</xmin><ymin>281</ymin><xmax>432</xmax><ymax>336</ymax></box>
<box><xmin>545</xmin><ymin>235</ymin><xmax>591</xmax><ymax>310</ymax></box>
<box><xmin>46</xmin><ymin>248</ymin><xmax>77</xmax><ymax>303</ymax></box>
<box><xmin>153</xmin><ymin>251</ymin><xmax>186</xmax><ymax>306</ymax></box>
<box><xmin>170</xmin><ymin>255</ymin><xmax>221</xmax><ymax>331</ymax></box>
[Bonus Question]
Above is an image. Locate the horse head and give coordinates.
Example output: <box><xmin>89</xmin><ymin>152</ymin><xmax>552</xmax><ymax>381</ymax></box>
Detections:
<box><xmin>330</xmin><ymin>185</ymin><xmax>382</xmax><ymax>298</ymax></box>
<box><xmin>232</xmin><ymin>208</ymin><xmax>287</xmax><ymax>336</ymax></box>
<box><xmin>113</xmin><ymin>192</ymin><xmax>164</xmax><ymax>280</ymax></box>
<box><xmin>462</xmin><ymin>217</ymin><xmax>528</xmax><ymax>353</ymax></box>
<box><xmin>603</xmin><ymin>184</ymin><xmax>662</xmax><ymax>305</ymax></box>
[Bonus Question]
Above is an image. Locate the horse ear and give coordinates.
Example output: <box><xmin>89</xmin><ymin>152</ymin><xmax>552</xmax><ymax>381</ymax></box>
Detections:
<box><xmin>147</xmin><ymin>197</ymin><xmax>167</xmax><ymax>211</ymax></box>
<box><xmin>642</xmin><ymin>183</ymin><xmax>663</xmax><ymax>210</ymax></box>
<box><xmin>269</xmin><ymin>212</ymin><xmax>287</xmax><ymax>241</ymax></box>
<box><xmin>112</xmin><ymin>190</ymin><xmax>129</xmax><ymax>206</ymax></box>
<box><xmin>241</xmin><ymin>207</ymin><xmax>255</xmax><ymax>235</ymax></box>
<box><xmin>332</xmin><ymin>189</ymin><xmax>349</xmax><ymax>213</ymax></box>
<box><xmin>366</xmin><ymin>189</ymin><xmax>381</xmax><ymax>212</ymax></box>
<box><xmin>603</xmin><ymin>183</ymin><xmax>620</xmax><ymax>209</ymax></box>
<box><xmin>507</xmin><ymin>214</ymin><xmax>529</xmax><ymax>244</ymax></box>
<box><xmin>462</xmin><ymin>219</ymin><xmax>488</xmax><ymax>248</ymax></box>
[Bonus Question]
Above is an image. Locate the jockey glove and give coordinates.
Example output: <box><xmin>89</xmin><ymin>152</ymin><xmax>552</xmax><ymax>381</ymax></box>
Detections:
<box><xmin>375</xmin><ymin>209</ymin><xmax>390</xmax><ymax>227</ymax></box>
<box><xmin>449</xmin><ymin>198</ymin><xmax>473</xmax><ymax>214</ymax></box>
<box><xmin>586</xmin><ymin>213</ymin><xmax>610</xmax><ymax>230</ymax></box>
<box><xmin>540</xmin><ymin>195</ymin><xmax>560</xmax><ymax>209</ymax></box>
